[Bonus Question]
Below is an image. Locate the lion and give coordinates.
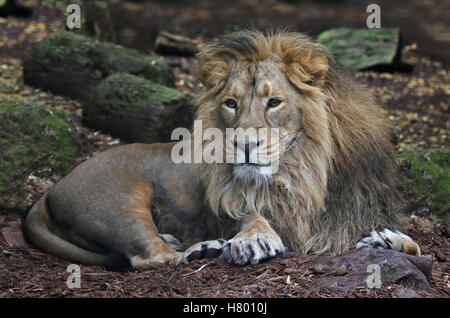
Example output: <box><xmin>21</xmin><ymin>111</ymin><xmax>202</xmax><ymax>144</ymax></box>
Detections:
<box><xmin>24</xmin><ymin>29</ymin><xmax>420</xmax><ymax>270</ymax></box>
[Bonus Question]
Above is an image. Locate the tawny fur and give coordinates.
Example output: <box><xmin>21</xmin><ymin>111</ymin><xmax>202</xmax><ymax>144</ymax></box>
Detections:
<box><xmin>24</xmin><ymin>29</ymin><xmax>409</xmax><ymax>268</ymax></box>
<box><xmin>195</xmin><ymin>29</ymin><xmax>403</xmax><ymax>255</ymax></box>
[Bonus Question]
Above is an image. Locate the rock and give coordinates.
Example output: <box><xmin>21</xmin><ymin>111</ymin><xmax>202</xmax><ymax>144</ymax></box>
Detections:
<box><xmin>396</xmin><ymin>287</ymin><xmax>421</xmax><ymax>298</ymax></box>
<box><xmin>83</xmin><ymin>73</ymin><xmax>195</xmax><ymax>143</ymax></box>
<box><xmin>396</xmin><ymin>149</ymin><xmax>450</xmax><ymax>226</ymax></box>
<box><xmin>0</xmin><ymin>100</ymin><xmax>79</xmax><ymax>212</ymax></box>
<box><xmin>23</xmin><ymin>32</ymin><xmax>174</xmax><ymax>100</ymax></box>
<box><xmin>307</xmin><ymin>248</ymin><xmax>432</xmax><ymax>294</ymax></box>
<box><xmin>155</xmin><ymin>31</ymin><xmax>200</xmax><ymax>56</ymax></box>
<box><xmin>0</xmin><ymin>221</ymin><xmax>26</xmax><ymax>247</ymax></box>
<box><xmin>317</xmin><ymin>28</ymin><xmax>401</xmax><ymax>70</ymax></box>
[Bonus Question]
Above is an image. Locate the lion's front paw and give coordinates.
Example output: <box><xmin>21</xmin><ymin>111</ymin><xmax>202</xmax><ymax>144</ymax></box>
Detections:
<box><xmin>220</xmin><ymin>232</ymin><xmax>286</xmax><ymax>265</ymax></box>
<box><xmin>177</xmin><ymin>239</ymin><xmax>227</xmax><ymax>264</ymax></box>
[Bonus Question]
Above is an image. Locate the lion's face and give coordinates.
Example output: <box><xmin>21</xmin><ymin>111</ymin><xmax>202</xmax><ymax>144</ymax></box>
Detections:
<box><xmin>214</xmin><ymin>58</ymin><xmax>303</xmax><ymax>181</ymax></box>
<box><xmin>196</xmin><ymin>31</ymin><xmax>330</xmax><ymax>184</ymax></box>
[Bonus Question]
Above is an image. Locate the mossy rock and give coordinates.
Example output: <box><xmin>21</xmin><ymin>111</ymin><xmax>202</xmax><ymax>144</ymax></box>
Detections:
<box><xmin>83</xmin><ymin>73</ymin><xmax>195</xmax><ymax>143</ymax></box>
<box><xmin>396</xmin><ymin>149</ymin><xmax>450</xmax><ymax>225</ymax></box>
<box><xmin>94</xmin><ymin>42</ymin><xmax>174</xmax><ymax>85</ymax></box>
<box><xmin>317</xmin><ymin>28</ymin><xmax>401</xmax><ymax>70</ymax></box>
<box><xmin>23</xmin><ymin>32</ymin><xmax>174</xmax><ymax>100</ymax></box>
<box><xmin>0</xmin><ymin>100</ymin><xmax>79</xmax><ymax>212</ymax></box>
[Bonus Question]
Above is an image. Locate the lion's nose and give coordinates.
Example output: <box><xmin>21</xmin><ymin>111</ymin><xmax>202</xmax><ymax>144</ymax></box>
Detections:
<box><xmin>233</xmin><ymin>139</ymin><xmax>264</xmax><ymax>163</ymax></box>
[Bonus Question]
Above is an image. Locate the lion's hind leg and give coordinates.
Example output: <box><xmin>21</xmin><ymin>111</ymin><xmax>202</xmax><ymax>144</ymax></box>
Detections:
<box><xmin>356</xmin><ymin>229</ymin><xmax>421</xmax><ymax>256</ymax></box>
<box><xmin>106</xmin><ymin>184</ymin><xmax>183</xmax><ymax>270</ymax></box>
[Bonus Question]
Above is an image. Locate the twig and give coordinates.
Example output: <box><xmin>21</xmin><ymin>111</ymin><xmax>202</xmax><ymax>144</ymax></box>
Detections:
<box><xmin>182</xmin><ymin>262</ymin><xmax>212</xmax><ymax>277</ymax></box>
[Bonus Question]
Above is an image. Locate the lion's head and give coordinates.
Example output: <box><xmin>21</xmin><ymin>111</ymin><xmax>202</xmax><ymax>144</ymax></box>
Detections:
<box><xmin>194</xmin><ymin>29</ymin><xmax>401</xmax><ymax>255</ymax></box>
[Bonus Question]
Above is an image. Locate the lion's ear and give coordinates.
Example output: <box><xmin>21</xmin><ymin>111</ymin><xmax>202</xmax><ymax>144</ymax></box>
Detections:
<box><xmin>198</xmin><ymin>55</ymin><xmax>230</xmax><ymax>89</ymax></box>
<box><xmin>307</xmin><ymin>52</ymin><xmax>328</xmax><ymax>85</ymax></box>
<box><xmin>283</xmin><ymin>46</ymin><xmax>329</xmax><ymax>86</ymax></box>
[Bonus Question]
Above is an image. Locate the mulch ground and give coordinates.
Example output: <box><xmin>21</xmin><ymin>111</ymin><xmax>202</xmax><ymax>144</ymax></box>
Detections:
<box><xmin>0</xmin><ymin>223</ymin><xmax>448</xmax><ymax>298</ymax></box>
<box><xmin>0</xmin><ymin>1</ymin><xmax>449</xmax><ymax>298</ymax></box>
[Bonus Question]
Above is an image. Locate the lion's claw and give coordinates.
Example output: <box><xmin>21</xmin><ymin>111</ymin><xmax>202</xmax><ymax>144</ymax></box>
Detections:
<box><xmin>220</xmin><ymin>233</ymin><xmax>286</xmax><ymax>265</ymax></box>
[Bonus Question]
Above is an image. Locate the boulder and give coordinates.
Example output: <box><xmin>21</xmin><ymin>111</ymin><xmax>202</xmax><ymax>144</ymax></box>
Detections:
<box><xmin>23</xmin><ymin>32</ymin><xmax>174</xmax><ymax>100</ymax></box>
<box><xmin>275</xmin><ymin>248</ymin><xmax>432</xmax><ymax>296</ymax></box>
<box><xmin>311</xmin><ymin>248</ymin><xmax>432</xmax><ymax>293</ymax></box>
<box><xmin>0</xmin><ymin>100</ymin><xmax>79</xmax><ymax>212</ymax></box>
<box><xmin>83</xmin><ymin>73</ymin><xmax>195</xmax><ymax>143</ymax></box>
<box><xmin>317</xmin><ymin>27</ymin><xmax>401</xmax><ymax>70</ymax></box>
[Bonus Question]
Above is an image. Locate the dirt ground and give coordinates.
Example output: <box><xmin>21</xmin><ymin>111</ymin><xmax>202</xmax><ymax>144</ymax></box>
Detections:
<box><xmin>0</xmin><ymin>1</ymin><xmax>449</xmax><ymax>298</ymax></box>
<box><xmin>0</xmin><ymin>222</ymin><xmax>448</xmax><ymax>298</ymax></box>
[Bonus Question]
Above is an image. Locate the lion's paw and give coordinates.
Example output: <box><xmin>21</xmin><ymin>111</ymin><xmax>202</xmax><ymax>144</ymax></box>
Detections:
<box><xmin>356</xmin><ymin>229</ymin><xmax>421</xmax><ymax>256</ymax></box>
<box><xmin>220</xmin><ymin>233</ymin><xmax>286</xmax><ymax>265</ymax></box>
<box><xmin>178</xmin><ymin>239</ymin><xmax>227</xmax><ymax>264</ymax></box>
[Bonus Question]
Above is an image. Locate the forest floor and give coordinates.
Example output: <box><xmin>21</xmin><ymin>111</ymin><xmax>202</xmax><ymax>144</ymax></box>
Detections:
<box><xmin>0</xmin><ymin>1</ymin><xmax>449</xmax><ymax>298</ymax></box>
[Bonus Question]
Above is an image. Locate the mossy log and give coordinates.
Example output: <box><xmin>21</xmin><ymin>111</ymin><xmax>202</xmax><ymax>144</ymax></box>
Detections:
<box><xmin>317</xmin><ymin>28</ymin><xmax>401</xmax><ymax>70</ymax></box>
<box><xmin>155</xmin><ymin>31</ymin><xmax>199</xmax><ymax>56</ymax></box>
<box><xmin>0</xmin><ymin>100</ymin><xmax>79</xmax><ymax>212</ymax></box>
<box><xmin>83</xmin><ymin>73</ymin><xmax>195</xmax><ymax>143</ymax></box>
<box><xmin>23</xmin><ymin>32</ymin><xmax>174</xmax><ymax>100</ymax></box>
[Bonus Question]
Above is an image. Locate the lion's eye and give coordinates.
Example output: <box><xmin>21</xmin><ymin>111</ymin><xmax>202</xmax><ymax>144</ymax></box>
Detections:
<box><xmin>267</xmin><ymin>98</ymin><xmax>282</xmax><ymax>108</ymax></box>
<box><xmin>224</xmin><ymin>99</ymin><xmax>237</xmax><ymax>109</ymax></box>
<box><xmin>305</xmin><ymin>80</ymin><xmax>313</xmax><ymax>85</ymax></box>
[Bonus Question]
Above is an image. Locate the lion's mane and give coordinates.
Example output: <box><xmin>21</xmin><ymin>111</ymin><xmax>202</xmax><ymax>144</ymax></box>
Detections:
<box><xmin>195</xmin><ymin>29</ymin><xmax>402</xmax><ymax>255</ymax></box>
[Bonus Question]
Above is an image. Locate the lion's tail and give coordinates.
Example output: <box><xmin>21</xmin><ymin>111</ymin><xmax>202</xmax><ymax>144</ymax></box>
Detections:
<box><xmin>24</xmin><ymin>193</ymin><xmax>108</xmax><ymax>266</ymax></box>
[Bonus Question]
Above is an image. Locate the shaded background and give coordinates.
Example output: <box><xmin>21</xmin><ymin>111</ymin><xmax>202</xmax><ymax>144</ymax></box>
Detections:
<box><xmin>1</xmin><ymin>0</ymin><xmax>450</xmax><ymax>64</ymax></box>
<box><xmin>110</xmin><ymin>0</ymin><xmax>450</xmax><ymax>64</ymax></box>
<box><xmin>0</xmin><ymin>0</ymin><xmax>448</xmax><ymax>298</ymax></box>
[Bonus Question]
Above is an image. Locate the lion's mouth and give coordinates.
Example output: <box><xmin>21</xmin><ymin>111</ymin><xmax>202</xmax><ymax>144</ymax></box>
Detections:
<box><xmin>232</xmin><ymin>163</ymin><xmax>275</xmax><ymax>182</ymax></box>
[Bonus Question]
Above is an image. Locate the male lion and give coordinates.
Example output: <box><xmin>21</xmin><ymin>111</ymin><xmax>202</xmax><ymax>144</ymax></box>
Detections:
<box><xmin>24</xmin><ymin>29</ymin><xmax>420</xmax><ymax>269</ymax></box>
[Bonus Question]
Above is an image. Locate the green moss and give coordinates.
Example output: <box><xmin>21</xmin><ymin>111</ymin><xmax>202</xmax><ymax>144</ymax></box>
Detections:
<box><xmin>23</xmin><ymin>32</ymin><xmax>102</xmax><ymax>99</ymax></box>
<box><xmin>93</xmin><ymin>73</ymin><xmax>184</xmax><ymax>106</ymax></box>
<box><xmin>95</xmin><ymin>43</ymin><xmax>174</xmax><ymax>87</ymax></box>
<box><xmin>83</xmin><ymin>73</ymin><xmax>194</xmax><ymax>143</ymax></box>
<box><xmin>396</xmin><ymin>149</ymin><xmax>450</xmax><ymax>225</ymax></box>
<box><xmin>317</xmin><ymin>28</ymin><xmax>399</xmax><ymax>69</ymax></box>
<box><xmin>30</xmin><ymin>32</ymin><xmax>96</xmax><ymax>63</ymax></box>
<box><xmin>0</xmin><ymin>100</ymin><xmax>79</xmax><ymax>212</ymax></box>
<box><xmin>23</xmin><ymin>32</ymin><xmax>174</xmax><ymax>100</ymax></box>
